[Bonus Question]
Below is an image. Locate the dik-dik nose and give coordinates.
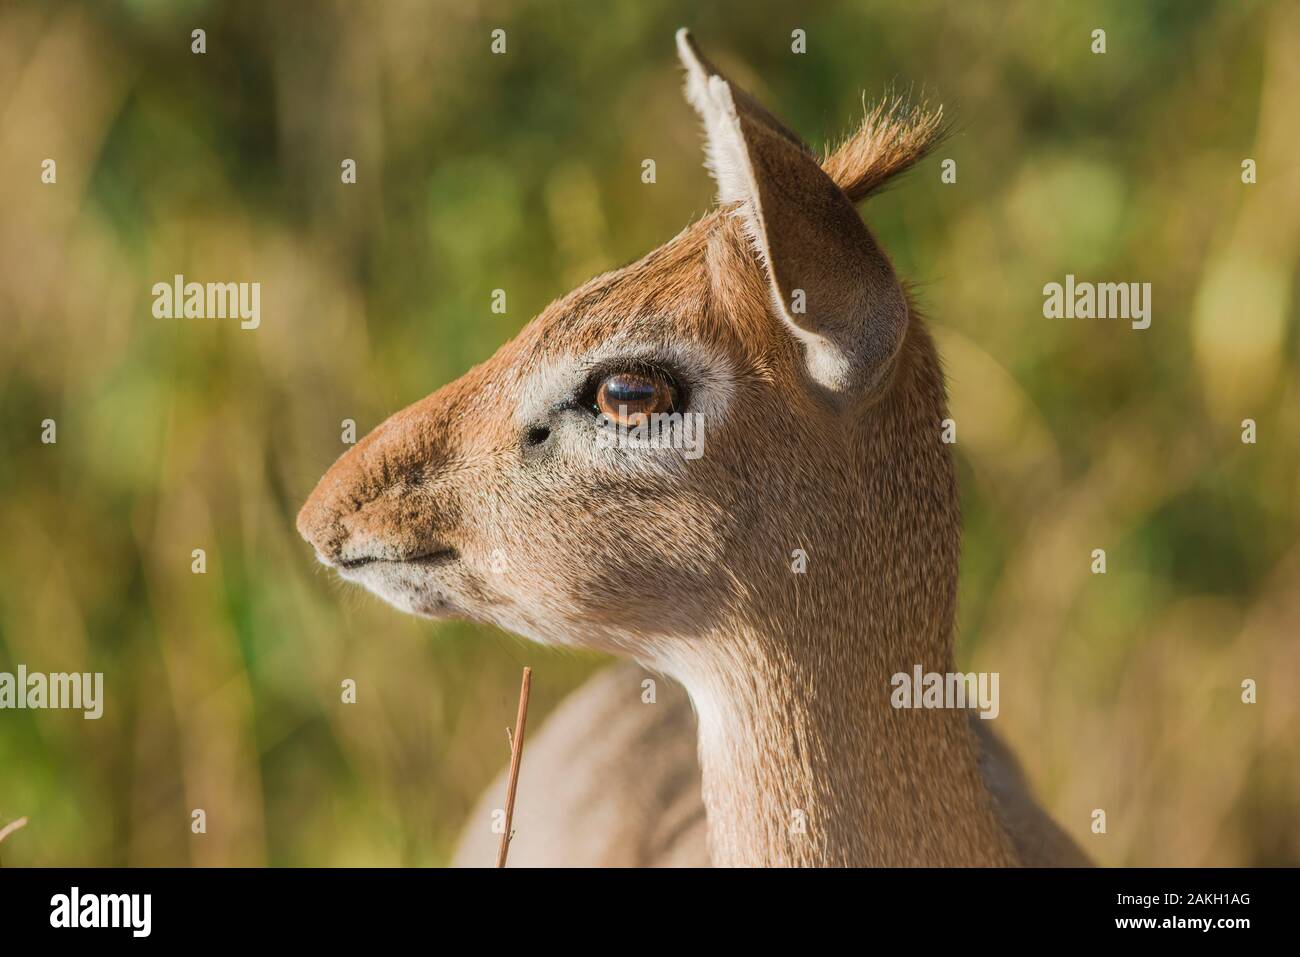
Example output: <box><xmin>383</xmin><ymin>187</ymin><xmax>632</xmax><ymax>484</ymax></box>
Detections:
<box><xmin>296</xmin><ymin>406</ymin><xmax>447</xmax><ymax>568</ymax></box>
<box><xmin>296</xmin><ymin>463</ymin><xmax>357</xmax><ymax>567</ymax></box>
<box><xmin>296</xmin><ymin>445</ymin><xmax>382</xmax><ymax>567</ymax></box>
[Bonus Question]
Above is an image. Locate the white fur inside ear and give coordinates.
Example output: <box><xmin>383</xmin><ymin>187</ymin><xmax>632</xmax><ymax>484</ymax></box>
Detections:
<box><xmin>689</xmin><ymin>75</ymin><xmax>771</xmax><ymax>285</ymax></box>
<box><xmin>701</xmin><ymin>77</ymin><xmax>754</xmax><ymax>209</ymax></box>
<box><xmin>676</xmin><ymin>31</ymin><xmax>715</xmax><ymax>130</ymax></box>
<box><xmin>676</xmin><ymin>33</ymin><xmax>759</xmax><ymax>214</ymax></box>
<box><xmin>675</xmin><ymin>32</ymin><xmax>857</xmax><ymax>394</ymax></box>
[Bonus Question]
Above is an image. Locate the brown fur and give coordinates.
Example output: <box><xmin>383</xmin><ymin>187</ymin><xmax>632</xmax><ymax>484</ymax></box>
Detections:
<box><xmin>298</xmin><ymin>31</ymin><xmax>1085</xmax><ymax>867</ymax></box>
<box><xmin>822</xmin><ymin>95</ymin><xmax>948</xmax><ymax>202</ymax></box>
<box><xmin>451</xmin><ymin>663</ymin><xmax>1089</xmax><ymax>867</ymax></box>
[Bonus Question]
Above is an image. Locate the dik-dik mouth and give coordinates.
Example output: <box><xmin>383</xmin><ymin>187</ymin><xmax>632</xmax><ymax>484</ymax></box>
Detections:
<box><xmin>333</xmin><ymin>548</ymin><xmax>459</xmax><ymax>571</ymax></box>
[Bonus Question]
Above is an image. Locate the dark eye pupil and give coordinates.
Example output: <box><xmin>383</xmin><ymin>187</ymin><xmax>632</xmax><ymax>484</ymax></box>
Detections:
<box><xmin>592</xmin><ymin>370</ymin><xmax>677</xmax><ymax>423</ymax></box>
<box><xmin>604</xmin><ymin>375</ymin><xmax>656</xmax><ymax>404</ymax></box>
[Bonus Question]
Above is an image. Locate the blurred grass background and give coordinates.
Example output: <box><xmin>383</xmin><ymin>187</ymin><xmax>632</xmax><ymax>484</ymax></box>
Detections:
<box><xmin>1</xmin><ymin>0</ymin><xmax>1297</xmax><ymax>866</ymax></box>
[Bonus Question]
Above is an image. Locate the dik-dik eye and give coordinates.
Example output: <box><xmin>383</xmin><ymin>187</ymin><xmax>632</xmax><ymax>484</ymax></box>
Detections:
<box><xmin>591</xmin><ymin>369</ymin><xmax>680</xmax><ymax>425</ymax></box>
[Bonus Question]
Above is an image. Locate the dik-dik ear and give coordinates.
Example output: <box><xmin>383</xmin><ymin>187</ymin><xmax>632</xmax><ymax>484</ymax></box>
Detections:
<box><xmin>676</xmin><ymin>30</ymin><xmax>909</xmax><ymax>399</ymax></box>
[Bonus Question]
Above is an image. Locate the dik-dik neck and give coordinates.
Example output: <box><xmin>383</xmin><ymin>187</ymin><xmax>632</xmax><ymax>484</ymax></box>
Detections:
<box><xmin>674</xmin><ymin>611</ymin><xmax>1019</xmax><ymax>867</ymax></box>
<box><xmin>670</xmin><ymin>326</ymin><xmax>1017</xmax><ymax>866</ymax></box>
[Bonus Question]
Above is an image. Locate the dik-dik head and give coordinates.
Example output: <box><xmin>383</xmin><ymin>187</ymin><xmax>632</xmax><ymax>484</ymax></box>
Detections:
<box><xmin>298</xmin><ymin>31</ymin><xmax>953</xmax><ymax>662</ymax></box>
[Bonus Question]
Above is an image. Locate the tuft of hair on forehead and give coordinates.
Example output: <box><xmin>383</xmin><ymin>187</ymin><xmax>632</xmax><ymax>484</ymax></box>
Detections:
<box><xmin>820</xmin><ymin>93</ymin><xmax>948</xmax><ymax>203</ymax></box>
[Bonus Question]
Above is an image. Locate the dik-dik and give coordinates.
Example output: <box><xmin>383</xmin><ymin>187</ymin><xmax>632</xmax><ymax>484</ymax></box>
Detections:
<box><xmin>298</xmin><ymin>31</ymin><xmax>1087</xmax><ymax>867</ymax></box>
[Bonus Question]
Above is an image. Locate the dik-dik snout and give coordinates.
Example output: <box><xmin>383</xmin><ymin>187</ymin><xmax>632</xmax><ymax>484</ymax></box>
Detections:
<box><xmin>299</xmin><ymin>395</ymin><xmax>446</xmax><ymax>563</ymax></box>
<box><xmin>295</xmin><ymin>375</ymin><xmax>487</xmax><ymax>617</ymax></box>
